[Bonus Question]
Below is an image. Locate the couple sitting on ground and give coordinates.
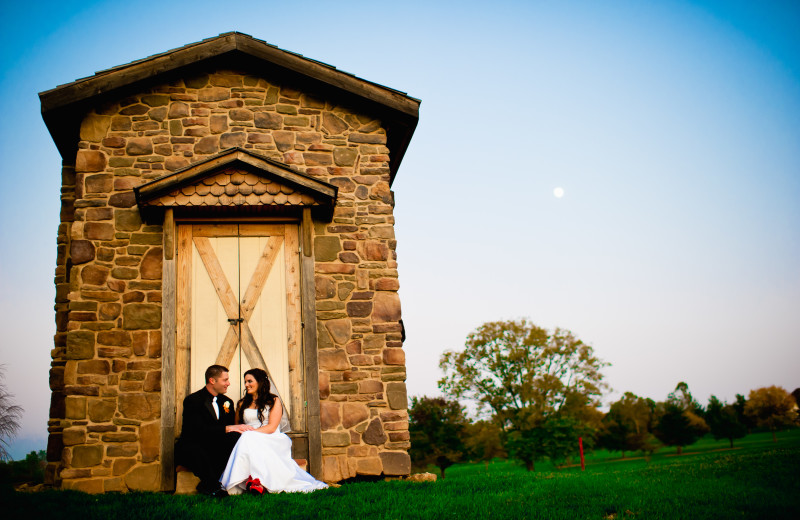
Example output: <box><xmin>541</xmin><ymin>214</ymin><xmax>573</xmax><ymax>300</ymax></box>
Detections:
<box><xmin>175</xmin><ymin>364</ymin><xmax>328</xmax><ymax>496</ymax></box>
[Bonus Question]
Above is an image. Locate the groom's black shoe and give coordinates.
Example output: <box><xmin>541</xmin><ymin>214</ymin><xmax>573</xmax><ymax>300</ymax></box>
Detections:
<box><xmin>197</xmin><ymin>482</ymin><xmax>228</xmax><ymax>498</ymax></box>
<box><xmin>209</xmin><ymin>487</ymin><xmax>229</xmax><ymax>498</ymax></box>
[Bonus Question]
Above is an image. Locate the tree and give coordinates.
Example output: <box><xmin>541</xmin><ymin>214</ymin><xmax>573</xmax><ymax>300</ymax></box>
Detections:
<box><xmin>408</xmin><ymin>396</ymin><xmax>467</xmax><ymax>479</ymax></box>
<box><xmin>0</xmin><ymin>365</ymin><xmax>23</xmax><ymax>461</ymax></box>
<box><xmin>732</xmin><ymin>393</ymin><xmax>756</xmax><ymax>432</ymax></box>
<box><xmin>463</xmin><ymin>420</ymin><xmax>505</xmax><ymax>469</ymax></box>
<box><xmin>705</xmin><ymin>395</ymin><xmax>746</xmax><ymax>448</ymax></box>
<box><xmin>599</xmin><ymin>392</ymin><xmax>654</xmax><ymax>458</ymax></box>
<box><xmin>439</xmin><ymin>320</ymin><xmax>608</xmax><ymax>470</ymax></box>
<box><xmin>744</xmin><ymin>386</ymin><xmax>798</xmax><ymax>442</ymax></box>
<box><xmin>653</xmin><ymin>382</ymin><xmax>708</xmax><ymax>455</ymax></box>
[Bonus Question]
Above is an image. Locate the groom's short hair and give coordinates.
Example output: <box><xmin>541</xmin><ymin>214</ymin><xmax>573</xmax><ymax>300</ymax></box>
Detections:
<box><xmin>205</xmin><ymin>364</ymin><xmax>228</xmax><ymax>384</ymax></box>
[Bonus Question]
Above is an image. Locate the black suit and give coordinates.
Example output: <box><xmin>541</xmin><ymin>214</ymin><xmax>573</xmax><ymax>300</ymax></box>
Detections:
<box><xmin>175</xmin><ymin>387</ymin><xmax>240</xmax><ymax>492</ymax></box>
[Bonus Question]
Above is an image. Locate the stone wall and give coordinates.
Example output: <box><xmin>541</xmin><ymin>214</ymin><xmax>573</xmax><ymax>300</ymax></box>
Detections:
<box><xmin>47</xmin><ymin>68</ymin><xmax>408</xmax><ymax>491</ymax></box>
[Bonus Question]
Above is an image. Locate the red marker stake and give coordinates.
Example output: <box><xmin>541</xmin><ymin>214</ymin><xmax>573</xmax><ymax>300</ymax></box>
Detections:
<box><xmin>579</xmin><ymin>437</ymin><xmax>585</xmax><ymax>471</ymax></box>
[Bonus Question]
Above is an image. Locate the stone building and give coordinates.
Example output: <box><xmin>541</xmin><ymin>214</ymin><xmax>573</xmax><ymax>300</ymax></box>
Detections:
<box><xmin>40</xmin><ymin>32</ymin><xmax>420</xmax><ymax>493</ymax></box>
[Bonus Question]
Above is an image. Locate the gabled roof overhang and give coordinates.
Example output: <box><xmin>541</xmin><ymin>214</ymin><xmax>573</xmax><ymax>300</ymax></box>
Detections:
<box><xmin>134</xmin><ymin>148</ymin><xmax>337</xmax><ymax>221</ymax></box>
<box><xmin>40</xmin><ymin>32</ymin><xmax>420</xmax><ymax>184</ymax></box>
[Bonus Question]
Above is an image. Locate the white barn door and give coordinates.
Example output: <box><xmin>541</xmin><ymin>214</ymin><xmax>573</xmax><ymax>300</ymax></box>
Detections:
<box><xmin>176</xmin><ymin>223</ymin><xmax>303</xmax><ymax>436</ymax></box>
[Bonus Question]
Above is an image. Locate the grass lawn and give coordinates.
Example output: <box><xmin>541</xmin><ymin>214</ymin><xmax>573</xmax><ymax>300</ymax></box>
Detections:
<box><xmin>4</xmin><ymin>430</ymin><xmax>798</xmax><ymax>519</ymax></box>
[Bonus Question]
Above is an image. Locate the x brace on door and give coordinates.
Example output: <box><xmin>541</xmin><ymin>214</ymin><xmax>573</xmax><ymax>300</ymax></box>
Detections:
<box><xmin>193</xmin><ymin>235</ymin><xmax>284</xmax><ymax>388</ymax></box>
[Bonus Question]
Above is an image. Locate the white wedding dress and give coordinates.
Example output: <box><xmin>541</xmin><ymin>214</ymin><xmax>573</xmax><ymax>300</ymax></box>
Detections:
<box><xmin>220</xmin><ymin>406</ymin><xmax>328</xmax><ymax>494</ymax></box>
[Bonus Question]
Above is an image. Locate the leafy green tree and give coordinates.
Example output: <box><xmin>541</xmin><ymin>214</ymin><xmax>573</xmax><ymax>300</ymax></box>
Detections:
<box><xmin>439</xmin><ymin>320</ymin><xmax>608</xmax><ymax>470</ymax></box>
<box><xmin>744</xmin><ymin>386</ymin><xmax>798</xmax><ymax>442</ymax></box>
<box><xmin>463</xmin><ymin>420</ymin><xmax>506</xmax><ymax>469</ymax></box>
<box><xmin>0</xmin><ymin>366</ymin><xmax>23</xmax><ymax>461</ymax></box>
<box><xmin>732</xmin><ymin>393</ymin><xmax>756</xmax><ymax>432</ymax></box>
<box><xmin>705</xmin><ymin>395</ymin><xmax>747</xmax><ymax>448</ymax></box>
<box><xmin>599</xmin><ymin>392</ymin><xmax>654</xmax><ymax>458</ymax></box>
<box><xmin>653</xmin><ymin>382</ymin><xmax>709</xmax><ymax>455</ymax></box>
<box><xmin>408</xmin><ymin>396</ymin><xmax>468</xmax><ymax>479</ymax></box>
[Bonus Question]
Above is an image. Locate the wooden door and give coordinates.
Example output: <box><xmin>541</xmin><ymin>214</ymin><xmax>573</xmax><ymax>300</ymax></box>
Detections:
<box><xmin>175</xmin><ymin>223</ymin><xmax>304</xmax><ymax>437</ymax></box>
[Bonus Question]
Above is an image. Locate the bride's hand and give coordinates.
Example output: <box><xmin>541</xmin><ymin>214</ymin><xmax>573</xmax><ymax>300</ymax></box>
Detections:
<box><xmin>226</xmin><ymin>424</ymin><xmax>254</xmax><ymax>433</ymax></box>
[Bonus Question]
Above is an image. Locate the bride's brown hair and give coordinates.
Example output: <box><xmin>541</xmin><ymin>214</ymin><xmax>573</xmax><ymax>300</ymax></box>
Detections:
<box><xmin>237</xmin><ymin>368</ymin><xmax>277</xmax><ymax>425</ymax></box>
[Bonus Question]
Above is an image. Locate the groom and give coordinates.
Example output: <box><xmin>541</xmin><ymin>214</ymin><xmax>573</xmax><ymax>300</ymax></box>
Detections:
<box><xmin>175</xmin><ymin>364</ymin><xmax>253</xmax><ymax>496</ymax></box>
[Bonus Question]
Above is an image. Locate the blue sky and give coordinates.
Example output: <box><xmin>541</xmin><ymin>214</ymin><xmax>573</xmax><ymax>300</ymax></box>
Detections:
<box><xmin>0</xmin><ymin>0</ymin><xmax>798</xmax><ymax>459</ymax></box>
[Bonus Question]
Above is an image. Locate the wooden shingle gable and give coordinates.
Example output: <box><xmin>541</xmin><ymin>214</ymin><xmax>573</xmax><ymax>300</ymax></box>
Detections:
<box><xmin>135</xmin><ymin>147</ymin><xmax>337</xmax><ymax>215</ymax></box>
<box><xmin>40</xmin><ymin>32</ymin><xmax>420</xmax><ymax>183</ymax></box>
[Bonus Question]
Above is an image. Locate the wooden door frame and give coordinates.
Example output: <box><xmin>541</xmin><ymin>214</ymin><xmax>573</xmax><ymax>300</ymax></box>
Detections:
<box><xmin>159</xmin><ymin>211</ymin><xmax>322</xmax><ymax>490</ymax></box>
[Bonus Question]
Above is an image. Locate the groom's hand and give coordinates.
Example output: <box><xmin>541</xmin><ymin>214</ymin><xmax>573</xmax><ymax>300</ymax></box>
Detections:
<box><xmin>226</xmin><ymin>424</ymin><xmax>254</xmax><ymax>433</ymax></box>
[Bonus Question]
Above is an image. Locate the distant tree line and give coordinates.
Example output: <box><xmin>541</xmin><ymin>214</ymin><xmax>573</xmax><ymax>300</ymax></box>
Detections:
<box><xmin>409</xmin><ymin>319</ymin><xmax>799</xmax><ymax>476</ymax></box>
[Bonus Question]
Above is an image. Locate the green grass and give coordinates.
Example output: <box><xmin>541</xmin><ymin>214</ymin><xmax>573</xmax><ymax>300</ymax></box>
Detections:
<box><xmin>5</xmin><ymin>431</ymin><xmax>799</xmax><ymax>519</ymax></box>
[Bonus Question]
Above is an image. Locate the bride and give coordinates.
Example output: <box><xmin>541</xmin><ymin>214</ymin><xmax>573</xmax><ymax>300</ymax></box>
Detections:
<box><xmin>220</xmin><ymin>368</ymin><xmax>328</xmax><ymax>494</ymax></box>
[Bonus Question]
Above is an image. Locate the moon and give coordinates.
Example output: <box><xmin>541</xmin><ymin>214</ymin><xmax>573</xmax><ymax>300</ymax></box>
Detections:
<box><xmin>553</xmin><ymin>187</ymin><xmax>565</xmax><ymax>198</ymax></box>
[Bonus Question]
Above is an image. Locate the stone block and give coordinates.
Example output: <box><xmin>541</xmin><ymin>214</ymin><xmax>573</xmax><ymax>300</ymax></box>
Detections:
<box><xmin>84</xmin><ymin>222</ymin><xmax>114</xmax><ymax>240</ymax></box>
<box><xmin>220</xmin><ymin>132</ymin><xmax>246</xmax><ymax>148</ymax></box>
<box><xmin>333</xmin><ymin>147</ymin><xmax>357</xmax><ymax>166</ymax></box>
<box><xmin>142</xmin><ymin>94</ymin><xmax>169</xmax><ymax>107</ymax></box>
<box><xmin>97</xmin><ymin>331</ymin><xmax>131</xmax><ymax>346</ymax></box>
<box><xmin>321</xmin><ymin>456</ymin><xmax>342</xmax><ymax>483</ymax></box>
<box><xmin>126</xmin><ymin>138</ymin><xmax>153</xmax><ymax>156</ymax></box>
<box><xmin>363</xmin><ymin>418</ymin><xmax>387</xmax><ymax>445</ymax></box>
<box><xmin>65</xmin><ymin>396</ymin><xmax>86</xmax><ymax>419</ymax></box>
<box><xmin>115</xmin><ymin>209</ymin><xmax>143</xmax><ymax>232</ymax></box>
<box><xmin>347</xmin><ymin>301</ymin><xmax>372</xmax><ymax>318</ymax></box>
<box><xmin>112</xmin><ymin>458</ymin><xmax>136</xmax><ymax>476</ymax></box>
<box><xmin>70</xmin><ymin>240</ymin><xmax>96</xmax><ymax>264</ymax></box>
<box><xmin>315</xmin><ymin>276</ymin><xmax>336</xmax><ymax>299</ymax></box>
<box><xmin>66</xmin><ymin>330</ymin><xmax>95</xmax><ymax>360</ymax></box>
<box><xmin>123</xmin><ymin>304</ymin><xmax>162</xmax><ymax>330</ymax></box>
<box><xmin>338</xmin><ymin>282</ymin><xmax>355</xmax><ymax>301</ymax></box>
<box><xmin>68</xmin><ymin>479</ymin><xmax>104</xmax><ymax>494</ymax></box>
<box><xmin>88</xmin><ymin>398</ymin><xmax>116</xmax><ymax>422</ymax></box>
<box><xmin>109</xmin><ymin>192</ymin><xmax>136</xmax><ymax>208</ymax></box>
<box><xmin>373</xmin><ymin>292</ymin><xmax>401</xmax><ymax>323</ymax></box>
<box><xmin>175</xmin><ymin>470</ymin><xmax>200</xmax><ymax>494</ymax></box>
<box><xmin>331</xmin><ymin>382</ymin><xmax>359</xmax><ymax>395</ymax></box>
<box><xmin>168</xmin><ymin>102</ymin><xmax>190</xmax><ymax>118</ymax></box>
<box><xmin>314</xmin><ymin>236</ymin><xmax>340</xmax><ymax>262</ymax></box>
<box><xmin>62</xmin><ymin>427</ymin><xmax>86</xmax><ymax>446</ymax></box>
<box><xmin>358</xmin><ymin>241</ymin><xmax>389</xmax><ymax>261</ymax></box>
<box><xmin>198</xmin><ymin>87</ymin><xmax>230</xmax><ymax>102</ymax></box>
<box><xmin>106</xmin><ymin>444</ymin><xmax>138</xmax><ymax>457</ymax></box>
<box><xmin>120</xmin><ymin>104</ymin><xmax>149</xmax><ymax>115</ymax></box>
<box><xmin>380</xmin><ymin>451</ymin><xmax>411</xmax><ymax>476</ymax></box>
<box><xmin>71</xmin><ymin>445</ymin><xmax>103</xmax><ymax>468</ymax></box>
<box><xmin>143</xmin><ymin>371</ymin><xmax>161</xmax><ymax>392</ymax></box>
<box><xmin>320</xmin><ymin>401</ymin><xmax>340</xmax><ymax>430</ymax></box>
<box><xmin>383</xmin><ymin>348</ymin><xmax>406</xmax><ymax>366</ymax></box>
<box><xmin>386</xmin><ymin>382</ymin><xmax>408</xmax><ymax>411</ymax></box>
<box><xmin>359</xmin><ymin>380</ymin><xmax>383</xmax><ymax>394</ymax></box>
<box><xmin>325</xmin><ymin>319</ymin><xmax>351</xmax><ymax>345</ymax></box>
<box><xmin>318</xmin><ymin>349</ymin><xmax>349</xmax><ymax>371</ymax></box>
<box><xmin>118</xmin><ymin>393</ymin><xmax>160</xmax><ymax>420</ymax></box>
<box><xmin>76</xmin><ymin>151</ymin><xmax>107</xmax><ymax>172</ymax></box>
<box><xmin>319</xmin><ymin>372</ymin><xmax>330</xmax><ymax>399</ymax></box>
<box><xmin>138</xmin><ymin>421</ymin><xmax>160</xmax><ymax>463</ymax></box>
<box><xmin>140</xmin><ymin>247</ymin><xmax>163</xmax><ymax>279</ymax></box>
<box><xmin>254</xmin><ymin>111</ymin><xmax>281</xmax><ymax>129</ymax></box>
<box><xmin>322</xmin><ymin>113</ymin><xmax>348</xmax><ymax>135</ymax></box>
<box><xmin>194</xmin><ymin>136</ymin><xmax>219</xmax><ymax>155</ymax></box>
<box><xmin>82</xmin><ymin>265</ymin><xmax>109</xmax><ymax>286</ymax></box>
<box><xmin>98</xmin><ymin>303</ymin><xmax>121</xmax><ymax>321</ymax></box>
<box><xmin>102</xmin><ymin>432</ymin><xmax>137</xmax><ymax>442</ymax></box>
<box><xmin>374</xmin><ymin>278</ymin><xmax>400</xmax><ymax>291</ymax></box>
<box><xmin>125</xmin><ymin>464</ymin><xmax>160</xmax><ymax>491</ymax></box>
<box><xmin>356</xmin><ymin>457</ymin><xmax>383</xmax><ymax>476</ymax></box>
<box><xmin>321</xmin><ymin>431</ymin><xmax>350</xmax><ymax>447</ymax></box>
<box><xmin>342</xmin><ymin>403</ymin><xmax>369</xmax><ymax>429</ymax></box>
<box><xmin>78</xmin><ymin>360</ymin><xmax>110</xmax><ymax>375</ymax></box>
<box><xmin>80</xmin><ymin>115</ymin><xmax>112</xmax><ymax>142</ymax></box>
